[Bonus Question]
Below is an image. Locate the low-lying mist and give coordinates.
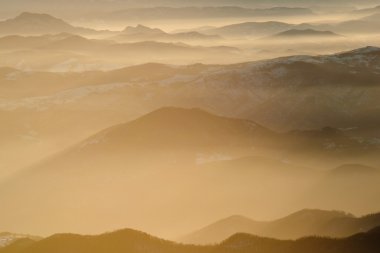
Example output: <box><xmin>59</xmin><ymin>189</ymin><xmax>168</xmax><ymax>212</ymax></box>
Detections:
<box><xmin>0</xmin><ymin>1</ymin><xmax>380</xmax><ymax>250</ymax></box>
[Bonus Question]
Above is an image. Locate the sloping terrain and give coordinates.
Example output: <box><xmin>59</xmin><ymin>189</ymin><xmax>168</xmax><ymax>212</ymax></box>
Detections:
<box><xmin>1</xmin><ymin>227</ymin><xmax>380</xmax><ymax>253</ymax></box>
<box><xmin>180</xmin><ymin>209</ymin><xmax>380</xmax><ymax>244</ymax></box>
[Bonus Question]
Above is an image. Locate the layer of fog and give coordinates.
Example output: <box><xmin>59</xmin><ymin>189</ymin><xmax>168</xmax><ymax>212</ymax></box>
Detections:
<box><xmin>0</xmin><ymin>0</ymin><xmax>380</xmax><ymax>243</ymax></box>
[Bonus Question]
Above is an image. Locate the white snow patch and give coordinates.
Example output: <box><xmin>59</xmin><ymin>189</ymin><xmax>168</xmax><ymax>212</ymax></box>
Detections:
<box><xmin>0</xmin><ymin>234</ymin><xmax>28</xmax><ymax>248</ymax></box>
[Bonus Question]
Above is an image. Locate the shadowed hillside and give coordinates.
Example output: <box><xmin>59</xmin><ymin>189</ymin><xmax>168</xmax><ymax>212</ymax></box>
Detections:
<box><xmin>269</xmin><ymin>29</ymin><xmax>342</xmax><ymax>39</ymax></box>
<box><xmin>1</xmin><ymin>1</ymin><xmax>380</xmax><ymax>248</ymax></box>
<box><xmin>0</xmin><ymin>12</ymin><xmax>101</xmax><ymax>35</ymax></box>
<box><xmin>1</xmin><ymin>227</ymin><xmax>380</xmax><ymax>253</ymax></box>
<box><xmin>0</xmin><ymin>107</ymin><xmax>379</xmax><ymax>238</ymax></box>
<box><xmin>180</xmin><ymin>209</ymin><xmax>380</xmax><ymax>244</ymax></box>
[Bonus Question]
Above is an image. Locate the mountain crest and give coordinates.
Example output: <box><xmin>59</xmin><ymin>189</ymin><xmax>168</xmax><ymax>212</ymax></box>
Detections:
<box><xmin>272</xmin><ymin>28</ymin><xmax>341</xmax><ymax>38</ymax></box>
<box><xmin>12</xmin><ymin>12</ymin><xmax>70</xmax><ymax>25</ymax></box>
<box><xmin>122</xmin><ymin>24</ymin><xmax>164</xmax><ymax>34</ymax></box>
<box><xmin>338</xmin><ymin>46</ymin><xmax>380</xmax><ymax>56</ymax></box>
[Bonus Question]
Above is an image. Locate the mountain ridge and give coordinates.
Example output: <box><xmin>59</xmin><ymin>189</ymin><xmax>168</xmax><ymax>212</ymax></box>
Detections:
<box><xmin>1</xmin><ymin>226</ymin><xmax>380</xmax><ymax>253</ymax></box>
<box><xmin>269</xmin><ymin>29</ymin><xmax>342</xmax><ymax>38</ymax></box>
<box><xmin>179</xmin><ymin>209</ymin><xmax>380</xmax><ymax>244</ymax></box>
<box><xmin>0</xmin><ymin>12</ymin><xmax>101</xmax><ymax>35</ymax></box>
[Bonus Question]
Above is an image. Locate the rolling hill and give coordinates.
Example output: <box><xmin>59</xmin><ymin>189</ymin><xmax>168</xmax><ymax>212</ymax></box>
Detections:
<box><xmin>179</xmin><ymin>209</ymin><xmax>380</xmax><ymax>244</ymax></box>
<box><xmin>0</xmin><ymin>107</ymin><xmax>285</xmax><ymax>237</ymax></box>
<box><xmin>2</xmin><ymin>46</ymin><xmax>380</xmax><ymax>134</ymax></box>
<box><xmin>0</xmin><ymin>12</ymin><xmax>103</xmax><ymax>36</ymax></box>
<box><xmin>203</xmin><ymin>21</ymin><xmax>296</xmax><ymax>37</ymax></box>
<box><xmin>0</xmin><ymin>33</ymin><xmax>230</xmax><ymax>53</ymax></box>
<box><xmin>0</xmin><ymin>33</ymin><xmax>240</xmax><ymax>70</ymax></box>
<box><xmin>311</xmin><ymin>14</ymin><xmax>380</xmax><ymax>34</ymax></box>
<box><xmin>0</xmin><ymin>106</ymin><xmax>378</xmax><ymax>238</ymax></box>
<box><xmin>268</xmin><ymin>29</ymin><xmax>342</xmax><ymax>39</ymax></box>
<box><xmin>1</xmin><ymin>3</ymin><xmax>380</xmax><ymax>253</ymax></box>
<box><xmin>202</xmin><ymin>13</ymin><xmax>380</xmax><ymax>37</ymax></box>
<box><xmin>74</xmin><ymin>107</ymin><xmax>276</xmax><ymax>150</ymax></box>
<box><xmin>111</xmin><ymin>25</ymin><xmax>222</xmax><ymax>43</ymax></box>
<box><xmin>1</xmin><ymin>226</ymin><xmax>380</xmax><ymax>253</ymax></box>
<box><xmin>105</xmin><ymin>6</ymin><xmax>314</xmax><ymax>21</ymax></box>
<box><xmin>352</xmin><ymin>5</ymin><xmax>380</xmax><ymax>16</ymax></box>
<box><xmin>2</xmin><ymin>46</ymin><xmax>380</xmax><ymax>180</ymax></box>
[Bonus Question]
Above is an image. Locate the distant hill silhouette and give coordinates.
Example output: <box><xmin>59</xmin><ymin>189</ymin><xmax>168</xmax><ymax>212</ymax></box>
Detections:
<box><xmin>0</xmin><ymin>33</ymin><xmax>229</xmax><ymax>52</ymax></box>
<box><xmin>1</xmin><ymin>226</ymin><xmax>380</xmax><ymax>253</ymax></box>
<box><xmin>203</xmin><ymin>21</ymin><xmax>295</xmax><ymax>37</ymax></box>
<box><xmin>203</xmin><ymin>14</ymin><xmax>380</xmax><ymax>37</ymax></box>
<box><xmin>219</xmin><ymin>227</ymin><xmax>380</xmax><ymax>253</ymax></box>
<box><xmin>269</xmin><ymin>29</ymin><xmax>342</xmax><ymax>39</ymax></box>
<box><xmin>0</xmin><ymin>13</ymin><xmax>102</xmax><ymax>36</ymax></box>
<box><xmin>123</xmin><ymin>24</ymin><xmax>165</xmax><ymax>35</ymax></box>
<box><xmin>180</xmin><ymin>209</ymin><xmax>380</xmax><ymax>244</ymax></box>
<box><xmin>2</xmin><ymin>46</ymin><xmax>380</xmax><ymax>236</ymax></box>
<box><xmin>318</xmin><ymin>15</ymin><xmax>380</xmax><ymax>34</ymax></box>
<box><xmin>330</xmin><ymin>164</ymin><xmax>379</xmax><ymax>176</ymax></box>
<box><xmin>0</xmin><ymin>32</ymin><xmax>239</xmax><ymax>70</ymax></box>
<box><xmin>105</xmin><ymin>6</ymin><xmax>314</xmax><ymax>21</ymax></box>
<box><xmin>112</xmin><ymin>24</ymin><xmax>221</xmax><ymax>43</ymax></box>
<box><xmin>78</xmin><ymin>107</ymin><xmax>275</xmax><ymax>150</ymax></box>
<box><xmin>352</xmin><ymin>5</ymin><xmax>380</xmax><ymax>16</ymax></box>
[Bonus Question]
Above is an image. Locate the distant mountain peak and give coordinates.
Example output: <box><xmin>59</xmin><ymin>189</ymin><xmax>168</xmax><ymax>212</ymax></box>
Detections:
<box><xmin>13</xmin><ymin>12</ymin><xmax>68</xmax><ymax>24</ymax></box>
<box><xmin>125</xmin><ymin>107</ymin><xmax>232</xmax><ymax>126</ymax></box>
<box><xmin>216</xmin><ymin>215</ymin><xmax>256</xmax><ymax>224</ymax></box>
<box><xmin>135</xmin><ymin>24</ymin><xmax>151</xmax><ymax>29</ymax></box>
<box><xmin>271</xmin><ymin>29</ymin><xmax>341</xmax><ymax>38</ymax></box>
<box><xmin>17</xmin><ymin>12</ymin><xmax>48</xmax><ymax>17</ymax></box>
<box><xmin>122</xmin><ymin>24</ymin><xmax>165</xmax><ymax>35</ymax></box>
<box><xmin>141</xmin><ymin>106</ymin><xmax>211</xmax><ymax>118</ymax></box>
<box><xmin>0</xmin><ymin>12</ymin><xmax>72</xmax><ymax>35</ymax></box>
<box><xmin>0</xmin><ymin>12</ymin><xmax>98</xmax><ymax>36</ymax></box>
<box><xmin>287</xmin><ymin>209</ymin><xmax>354</xmax><ymax>218</ymax></box>
<box><xmin>73</xmin><ymin>106</ymin><xmax>273</xmax><ymax>153</ymax></box>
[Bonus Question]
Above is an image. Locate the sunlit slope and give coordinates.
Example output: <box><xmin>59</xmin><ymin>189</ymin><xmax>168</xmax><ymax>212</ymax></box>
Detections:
<box><xmin>0</xmin><ymin>107</ymin><xmax>379</xmax><ymax>237</ymax></box>
<box><xmin>2</xmin><ymin>47</ymin><xmax>380</xmax><ymax>178</ymax></box>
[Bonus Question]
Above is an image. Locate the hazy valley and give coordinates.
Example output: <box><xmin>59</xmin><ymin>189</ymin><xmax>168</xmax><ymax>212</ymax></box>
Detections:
<box><xmin>1</xmin><ymin>1</ymin><xmax>380</xmax><ymax>252</ymax></box>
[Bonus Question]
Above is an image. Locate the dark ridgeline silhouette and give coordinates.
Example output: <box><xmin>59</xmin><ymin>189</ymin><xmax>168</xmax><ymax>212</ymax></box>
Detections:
<box><xmin>1</xmin><ymin>226</ymin><xmax>380</xmax><ymax>253</ymax></box>
<box><xmin>0</xmin><ymin>107</ymin><xmax>379</xmax><ymax>238</ymax></box>
<box><xmin>268</xmin><ymin>29</ymin><xmax>342</xmax><ymax>39</ymax></box>
<box><xmin>180</xmin><ymin>209</ymin><xmax>380</xmax><ymax>244</ymax></box>
<box><xmin>0</xmin><ymin>1</ymin><xmax>380</xmax><ymax>251</ymax></box>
